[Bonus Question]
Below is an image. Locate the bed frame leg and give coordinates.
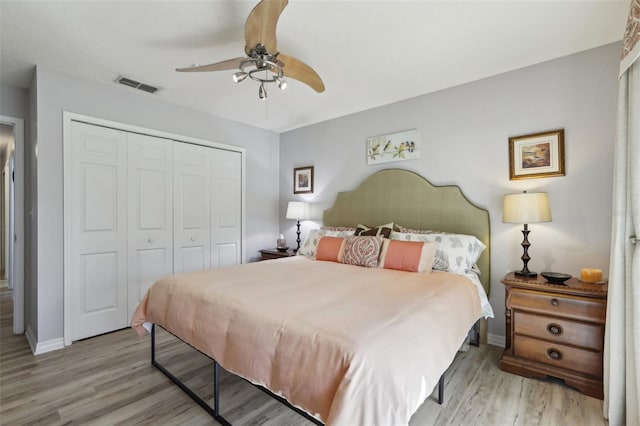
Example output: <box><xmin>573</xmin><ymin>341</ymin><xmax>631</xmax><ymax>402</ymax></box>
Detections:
<box><xmin>470</xmin><ymin>320</ymin><xmax>481</xmax><ymax>347</ymax></box>
<box><xmin>151</xmin><ymin>324</ymin><xmax>156</xmax><ymax>362</ymax></box>
<box><xmin>438</xmin><ymin>374</ymin><xmax>444</xmax><ymax>404</ymax></box>
<box><xmin>150</xmin><ymin>325</ymin><xmax>232</xmax><ymax>426</ymax></box>
<box><xmin>214</xmin><ymin>361</ymin><xmax>220</xmax><ymax>416</ymax></box>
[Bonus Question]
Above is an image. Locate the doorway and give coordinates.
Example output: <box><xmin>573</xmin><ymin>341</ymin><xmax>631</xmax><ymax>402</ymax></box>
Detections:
<box><xmin>0</xmin><ymin>116</ymin><xmax>24</xmax><ymax>335</ymax></box>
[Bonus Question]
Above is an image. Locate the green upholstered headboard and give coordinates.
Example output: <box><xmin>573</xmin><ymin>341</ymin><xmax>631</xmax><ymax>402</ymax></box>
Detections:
<box><xmin>323</xmin><ymin>169</ymin><xmax>491</xmax><ymax>294</ymax></box>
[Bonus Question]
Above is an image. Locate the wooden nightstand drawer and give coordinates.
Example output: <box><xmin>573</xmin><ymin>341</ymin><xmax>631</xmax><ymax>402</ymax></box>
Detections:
<box><xmin>501</xmin><ymin>273</ymin><xmax>607</xmax><ymax>398</ymax></box>
<box><xmin>514</xmin><ymin>335</ymin><xmax>603</xmax><ymax>377</ymax></box>
<box><xmin>509</xmin><ymin>288</ymin><xmax>606</xmax><ymax>323</ymax></box>
<box><xmin>513</xmin><ymin>311</ymin><xmax>604</xmax><ymax>350</ymax></box>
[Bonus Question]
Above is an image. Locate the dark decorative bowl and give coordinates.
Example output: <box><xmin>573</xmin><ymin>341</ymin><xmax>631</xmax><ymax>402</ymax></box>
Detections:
<box><xmin>541</xmin><ymin>272</ymin><xmax>571</xmax><ymax>284</ymax></box>
<box><xmin>276</xmin><ymin>247</ymin><xmax>289</xmax><ymax>252</ymax></box>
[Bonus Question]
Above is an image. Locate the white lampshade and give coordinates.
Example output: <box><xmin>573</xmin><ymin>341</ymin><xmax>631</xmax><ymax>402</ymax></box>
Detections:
<box><xmin>286</xmin><ymin>201</ymin><xmax>310</xmax><ymax>220</ymax></box>
<box><xmin>503</xmin><ymin>192</ymin><xmax>552</xmax><ymax>224</ymax></box>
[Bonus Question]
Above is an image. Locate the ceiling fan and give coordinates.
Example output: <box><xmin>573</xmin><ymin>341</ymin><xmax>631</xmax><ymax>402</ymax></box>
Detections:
<box><xmin>176</xmin><ymin>0</ymin><xmax>325</xmax><ymax>100</ymax></box>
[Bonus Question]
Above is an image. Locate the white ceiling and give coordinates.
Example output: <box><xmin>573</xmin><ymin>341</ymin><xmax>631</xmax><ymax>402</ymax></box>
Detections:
<box><xmin>0</xmin><ymin>0</ymin><xmax>630</xmax><ymax>133</ymax></box>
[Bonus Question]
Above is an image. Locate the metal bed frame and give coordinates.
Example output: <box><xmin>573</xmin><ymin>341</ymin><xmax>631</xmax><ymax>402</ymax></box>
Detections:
<box><xmin>151</xmin><ymin>324</ymin><xmax>323</xmax><ymax>426</ymax></box>
<box><xmin>150</xmin><ymin>322</ymin><xmax>479</xmax><ymax>425</ymax></box>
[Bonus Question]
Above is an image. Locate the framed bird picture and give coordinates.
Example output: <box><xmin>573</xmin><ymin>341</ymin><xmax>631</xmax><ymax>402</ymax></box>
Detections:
<box><xmin>366</xmin><ymin>129</ymin><xmax>418</xmax><ymax>165</ymax></box>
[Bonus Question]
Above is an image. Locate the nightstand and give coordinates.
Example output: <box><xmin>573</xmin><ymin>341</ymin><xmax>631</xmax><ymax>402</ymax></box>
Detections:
<box><xmin>259</xmin><ymin>248</ymin><xmax>296</xmax><ymax>261</ymax></box>
<box><xmin>500</xmin><ymin>272</ymin><xmax>608</xmax><ymax>399</ymax></box>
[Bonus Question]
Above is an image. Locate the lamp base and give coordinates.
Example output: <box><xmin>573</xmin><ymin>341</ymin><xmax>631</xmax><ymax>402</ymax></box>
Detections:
<box><xmin>515</xmin><ymin>223</ymin><xmax>537</xmax><ymax>278</ymax></box>
<box><xmin>295</xmin><ymin>220</ymin><xmax>302</xmax><ymax>252</ymax></box>
<box><xmin>515</xmin><ymin>270</ymin><xmax>538</xmax><ymax>277</ymax></box>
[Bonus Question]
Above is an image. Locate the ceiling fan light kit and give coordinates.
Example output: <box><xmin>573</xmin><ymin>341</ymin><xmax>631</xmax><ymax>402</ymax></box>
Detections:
<box><xmin>176</xmin><ymin>0</ymin><xmax>324</xmax><ymax>99</ymax></box>
<box><xmin>231</xmin><ymin>47</ymin><xmax>288</xmax><ymax>100</ymax></box>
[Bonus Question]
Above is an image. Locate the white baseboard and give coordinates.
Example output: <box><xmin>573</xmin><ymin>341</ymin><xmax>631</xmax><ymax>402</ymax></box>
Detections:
<box><xmin>487</xmin><ymin>333</ymin><xmax>506</xmax><ymax>348</ymax></box>
<box><xmin>25</xmin><ymin>325</ymin><xmax>65</xmax><ymax>355</ymax></box>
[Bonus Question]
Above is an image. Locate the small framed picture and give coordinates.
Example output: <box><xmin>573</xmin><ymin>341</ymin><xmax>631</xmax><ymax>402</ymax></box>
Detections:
<box><xmin>293</xmin><ymin>166</ymin><xmax>314</xmax><ymax>194</ymax></box>
<box><xmin>509</xmin><ymin>129</ymin><xmax>565</xmax><ymax>180</ymax></box>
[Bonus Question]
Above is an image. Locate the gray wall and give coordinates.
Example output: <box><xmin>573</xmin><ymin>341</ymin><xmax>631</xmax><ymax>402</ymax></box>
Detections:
<box><xmin>27</xmin><ymin>74</ymin><xmax>38</xmax><ymax>339</ymax></box>
<box><xmin>279</xmin><ymin>43</ymin><xmax>619</xmax><ymax>341</ymax></box>
<box><xmin>0</xmin><ymin>84</ymin><xmax>28</xmax><ymax>119</ymax></box>
<box><xmin>34</xmin><ymin>67</ymin><xmax>280</xmax><ymax>343</ymax></box>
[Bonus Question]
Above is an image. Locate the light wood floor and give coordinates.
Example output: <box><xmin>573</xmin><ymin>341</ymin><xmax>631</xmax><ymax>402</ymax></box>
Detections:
<box><xmin>0</xmin><ymin>291</ymin><xmax>607</xmax><ymax>425</ymax></box>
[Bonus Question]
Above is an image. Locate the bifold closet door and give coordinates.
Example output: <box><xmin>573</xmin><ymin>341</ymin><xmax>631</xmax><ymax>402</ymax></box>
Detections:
<box><xmin>211</xmin><ymin>149</ymin><xmax>242</xmax><ymax>267</ymax></box>
<box><xmin>173</xmin><ymin>142</ymin><xmax>212</xmax><ymax>273</ymax></box>
<box><xmin>127</xmin><ymin>134</ymin><xmax>173</xmax><ymax>320</ymax></box>
<box><xmin>68</xmin><ymin>123</ymin><xmax>243</xmax><ymax>341</ymax></box>
<box><xmin>69</xmin><ymin>122</ymin><xmax>128</xmax><ymax>341</ymax></box>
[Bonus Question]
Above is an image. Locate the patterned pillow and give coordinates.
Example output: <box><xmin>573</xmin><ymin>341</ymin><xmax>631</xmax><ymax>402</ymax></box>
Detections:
<box><xmin>390</xmin><ymin>231</ymin><xmax>486</xmax><ymax>275</ymax></box>
<box><xmin>354</xmin><ymin>223</ymin><xmax>394</xmax><ymax>239</ymax></box>
<box><xmin>297</xmin><ymin>229</ymin><xmax>355</xmax><ymax>258</ymax></box>
<box><xmin>395</xmin><ymin>224</ymin><xmax>435</xmax><ymax>234</ymax></box>
<box><xmin>379</xmin><ymin>240</ymin><xmax>437</xmax><ymax>273</ymax></box>
<box><xmin>316</xmin><ymin>237</ymin><xmax>346</xmax><ymax>262</ymax></box>
<box><xmin>321</xmin><ymin>226</ymin><xmax>357</xmax><ymax>232</ymax></box>
<box><xmin>342</xmin><ymin>236</ymin><xmax>384</xmax><ymax>268</ymax></box>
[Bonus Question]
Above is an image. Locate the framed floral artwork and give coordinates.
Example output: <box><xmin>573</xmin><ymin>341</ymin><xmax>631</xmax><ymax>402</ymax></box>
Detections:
<box><xmin>509</xmin><ymin>129</ymin><xmax>565</xmax><ymax>180</ymax></box>
<box><xmin>293</xmin><ymin>166</ymin><xmax>314</xmax><ymax>194</ymax></box>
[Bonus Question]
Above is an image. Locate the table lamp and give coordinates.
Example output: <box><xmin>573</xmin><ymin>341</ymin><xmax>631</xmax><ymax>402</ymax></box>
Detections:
<box><xmin>286</xmin><ymin>201</ymin><xmax>310</xmax><ymax>252</ymax></box>
<box><xmin>502</xmin><ymin>191</ymin><xmax>551</xmax><ymax>277</ymax></box>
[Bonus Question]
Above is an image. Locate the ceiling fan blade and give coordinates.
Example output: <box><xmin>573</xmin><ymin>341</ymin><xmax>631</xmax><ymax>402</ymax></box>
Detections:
<box><xmin>278</xmin><ymin>53</ymin><xmax>325</xmax><ymax>93</ymax></box>
<box><xmin>244</xmin><ymin>0</ymin><xmax>288</xmax><ymax>55</ymax></box>
<box><xmin>176</xmin><ymin>57</ymin><xmax>245</xmax><ymax>72</ymax></box>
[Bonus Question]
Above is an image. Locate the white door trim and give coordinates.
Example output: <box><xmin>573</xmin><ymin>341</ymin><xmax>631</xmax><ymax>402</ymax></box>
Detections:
<box><xmin>0</xmin><ymin>115</ymin><xmax>24</xmax><ymax>335</ymax></box>
<box><xmin>62</xmin><ymin>111</ymin><xmax>247</xmax><ymax>346</ymax></box>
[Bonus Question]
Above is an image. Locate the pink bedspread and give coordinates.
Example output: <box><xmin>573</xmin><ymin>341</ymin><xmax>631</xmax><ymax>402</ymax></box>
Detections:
<box><xmin>131</xmin><ymin>256</ymin><xmax>483</xmax><ymax>425</ymax></box>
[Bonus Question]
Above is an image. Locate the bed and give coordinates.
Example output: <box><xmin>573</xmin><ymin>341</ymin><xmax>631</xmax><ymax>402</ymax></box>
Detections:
<box><xmin>131</xmin><ymin>169</ymin><xmax>492</xmax><ymax>425</ymax></box>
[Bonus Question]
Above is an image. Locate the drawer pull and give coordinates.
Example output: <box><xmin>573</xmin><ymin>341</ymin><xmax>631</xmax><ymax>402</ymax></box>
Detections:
<box><xmin>547</xmin><ymin>348</ymin><xmax>563</xmax><ymax>360</ymax></box>
<box><xmin>550</xmin><ymin>298</ymin><xmax>560</xmax><ymax>307</ymax></box>
<box><xmin>547</xmin><ymin>323</ymin><xmax>563</xmax><ymax>335</ymax></box>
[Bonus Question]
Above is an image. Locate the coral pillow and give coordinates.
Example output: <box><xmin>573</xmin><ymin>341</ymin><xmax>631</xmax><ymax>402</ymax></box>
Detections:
<box><xmin>379</xmin><ymin>240</ymin><xmax>437</xmax><ymax>273</ymax></box>
<box><xmin>342</xmin><ymin>236</ymin><xmax>384</xmax><ymax>268</ymax></box>
<box><xmin>297</xmin><ymin>229</ymin><xmax>355</xmax><ymax>258</ymax></box>
<box><xmin>316</xmin><ymin>237</ymin><xmax>346</xmax><ymax>262</ymax></box>
<box><xmin>390</xmin><ymin>231</ymin><xmax>485</xmax><ymax>275</ymax></box>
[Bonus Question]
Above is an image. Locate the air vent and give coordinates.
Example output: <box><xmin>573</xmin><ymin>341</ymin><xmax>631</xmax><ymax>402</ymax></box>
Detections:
<box><xmin>137</xmin><ymin>84</ymin><xmax>158</xmax><ymax>94</ymax></box>
<box><xmin>115</xmin><ymin>75</ymin><xmax>160</xmax><ymax>94</ymax></box>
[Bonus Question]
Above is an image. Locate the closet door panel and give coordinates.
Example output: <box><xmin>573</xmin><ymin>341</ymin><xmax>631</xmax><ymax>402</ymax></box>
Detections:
<box><xmin>69</xmin><ymin>122</ymin><xmax>128</xmax><ymax>341</ymax></box>
<box><xmin>174</xmin><ymin>142</ymin><xmax>211</xmax><ymax>273</ymax></box>
<box><xmin>127</xmin><ymin>134</ymin><xmax>173</xmax><ymax>319</ymax></box>
<box><xmin>211</xmin><ymin>149</ymin><xmax>242</xmax><ymax>267</ymax></box>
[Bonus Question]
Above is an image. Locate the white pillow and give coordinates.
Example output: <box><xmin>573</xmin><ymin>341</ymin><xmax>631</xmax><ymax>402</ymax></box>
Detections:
<box><xmin>297</xmin><ymin>228</ymin><xmax>356</xmax><ymax>258</ymax></box>
<box><xmin>390</xmin><ymin>231</ymin><xmax>486</xmax><ymax>275</ymax></box>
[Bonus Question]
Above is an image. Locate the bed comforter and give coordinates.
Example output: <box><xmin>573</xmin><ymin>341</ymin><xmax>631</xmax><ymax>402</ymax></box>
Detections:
<box><xmin>131</xmin><ymin>256</ymin><xmax>483</xmax><ymax>425</ymax></box>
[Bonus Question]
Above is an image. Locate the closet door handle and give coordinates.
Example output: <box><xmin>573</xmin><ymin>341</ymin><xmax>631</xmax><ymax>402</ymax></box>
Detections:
<box><xmin>147</xmin><ymin>238</ymin><xmax>154</xmax><ymax>244</ymax></box>
<box><xmin>190</xmin><ymin>237</ymin><xmax>195</xmax><ymax>242</ymax></box>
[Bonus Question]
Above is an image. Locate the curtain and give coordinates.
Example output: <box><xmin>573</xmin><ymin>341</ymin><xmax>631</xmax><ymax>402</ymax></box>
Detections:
<box><xmin>604</xmin><ymin>1</ymin><xmax>640</xmax><ymax>425</ymax></box>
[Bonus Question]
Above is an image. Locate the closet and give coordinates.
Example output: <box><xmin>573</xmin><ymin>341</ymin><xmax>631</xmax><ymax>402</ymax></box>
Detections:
<box><xmin>66</xmin><ymin>120</ymin><xmax>242</xmax><ymax>342</ymax></box>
